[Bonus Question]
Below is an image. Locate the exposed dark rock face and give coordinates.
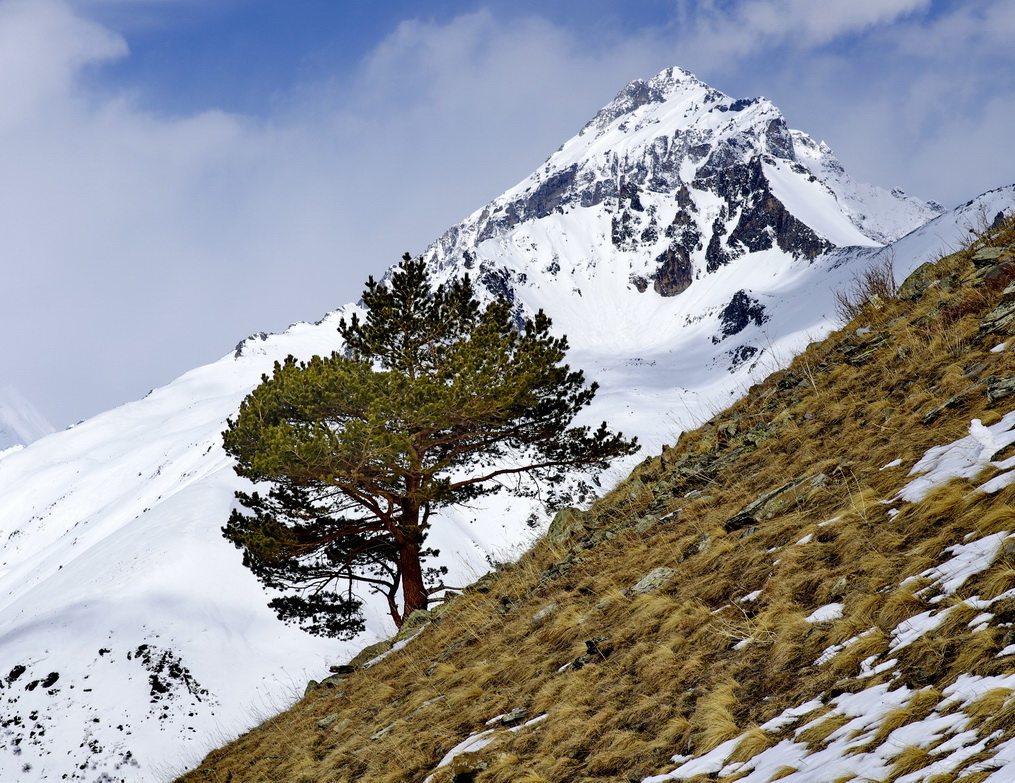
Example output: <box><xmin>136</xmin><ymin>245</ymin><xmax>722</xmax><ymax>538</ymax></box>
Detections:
<box><xmin>698</xmin><ymin>158</ymin><xmax>832</xmax><ymax>265</ymax></box>
<box><xmin>764</xmin><ymin>117</ymin><xmax>796</xmax><ymax>160</ymax></box>
<box><xmin>714</xmin><ymin>291</ymin><xmax>768</xmax><ymax>342</ymax></box>
<box><xmin>479</xmin><ymin>267</ymin><xmax>516</xmax><ymax>305</ymax></box>
<box><xmin>706</xmin><ymin>216</ymin><xmax>733</xmax><ymax>272</ymax></box>
<box><xmin>727</xmin><ymin>344</ymin><xmax>760</xmax><ymax>370</ymax></box>
<box><xmin>652</xmin><ymin>243</ymin><xmax>694</xmax><ymax>297</ymax></box>
<box><xmin>581</xmin><ymin>78</ymin><xmax>669</xmax><ymax>132</ymax></box>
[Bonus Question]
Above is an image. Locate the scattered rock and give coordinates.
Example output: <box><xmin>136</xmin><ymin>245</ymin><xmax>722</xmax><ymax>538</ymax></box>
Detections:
<box><xmin>531</xmin><ymin>603</ymin><xmax>559</xmax><ymax>627</ymax></box>
<box><xmin>988</xmin><ymin>376</ymin><xmax>1015</xmax><ymax>404</ymax></box>
<box><xmin>492</xmin><ymin>707</ymin><xmax>528</xmax><ymax>726</ymax></box>
<box><xmin>633</xmin><ymin>513</ymin><xmax>665</xmax><ymax>534</ymax></box>
<box><xmin>682</xmin><ymin>532</ymin><xmax>712</xmax><ymax>559</ymax></box>
<box><xmin>428</xmin><ymin>594</ymin><xmax>461</xmax><ymax>623</ymax></box>
<box><xmin>546</xmin><ymin>507</ymin><xmax>594</xmax><ymax>546</ymax></box>
<box><xmin>724</xmin><ymin>473</ymin><xmax>829</xmax><ymax>532</ymax></box>
<box><xmin>627</xmin><ymin>567</ymin><xmax>676</xmax><ymax>595</ymax></box>
<box><xmin>405</xmin><ymin>696</ymin><xmax>446</xmax><ymax>721</ymax></box>
<box><xmin>451</xmin><ymin>750</ymin><xmax>493</xmax><ymax>781</ymax></box>
<box><xmin>317</xmin><ymin>714</ymin><xmax>342</xmax><ymax>729</ymax></box>
<box><xmin>537</xmin><ymin>556</ymin><xmax>582</xmax><ymax>586</ymax></box>
<box><xmin>898</xmin><ymin>261</ymin><xmax>939</xmax><ymax>300</ymax></box>
<box><xmin>921</xmin><ymin>379</ymin><xmax>989</xmax><ymax>424</ymax></box>
<box><xmin>572</xmin><ymin>637</ymin><xmax>614</xmax><ymax>670</ymax></box>
<box><xmin>347</xmin><ymin>640</ymin><xmax>394</xmax><ymax>670</ymax></box>
<box><xmin>978</xmin><ymin>283</ymin><xmax>1015</xmax><ymax>336</ymax></box>
<box><xmin>465</xmin><ymin>572</ymin><xmax>498</xmax><ymax>594</ymax></box>
<box><xmin>837</xmin><ymin>332</ymin><xmax>891</xmax><ymax>366</ymax></box>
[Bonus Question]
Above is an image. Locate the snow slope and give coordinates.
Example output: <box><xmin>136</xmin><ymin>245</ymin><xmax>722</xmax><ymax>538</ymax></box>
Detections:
<box><xmin>0</xmin><ymin>67</ymin><xmax>1008</xmax><ymax>782</ymax></box>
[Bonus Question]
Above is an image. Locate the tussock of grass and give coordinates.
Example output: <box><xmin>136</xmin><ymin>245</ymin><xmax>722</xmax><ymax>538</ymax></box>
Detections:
<box><xmin>887</xmin><ymin>745</ymin><xmax>935</xmax><ymax>781</ymax></box>
<box><xmin>177</xmin><ymin>216</ymin><xmax>1015</xmax><ymax>782</ymax></box>
<box><xmin>728</xmin><ymin>726</ymin><xmax>776</xmax><ymax>764</ymax></box>
<box><xmin>797</xmin><ymin>713</ymin><xmax>852</xmax><ymax>749</ymax></box>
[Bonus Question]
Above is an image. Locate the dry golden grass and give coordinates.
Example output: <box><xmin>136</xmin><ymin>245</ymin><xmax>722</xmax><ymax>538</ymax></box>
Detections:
<box><xmin>797</xmin><ymin>714</ymin><xmax>852</xmax><ymax>749</ymax></box>
<box><xmin>727</xmin><ymin>726</ymin><xmax>777</xmax><ymax>764</ymax></box>
<box><xmin>886</xmin><ymin>745</ymin><xmax>935</xmax><ymax>781</ymax></box>
<box><xmin>177</xmin><ymin>216</ymin><xmax>1015</xmax><ymax>782</ymax></box>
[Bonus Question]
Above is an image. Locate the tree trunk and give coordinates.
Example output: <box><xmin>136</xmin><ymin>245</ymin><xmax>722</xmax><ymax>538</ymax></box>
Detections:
<box><xmin>398</xmin><ymin>536</ymin><xmax>428</xmax><ymax>624</ymax></box>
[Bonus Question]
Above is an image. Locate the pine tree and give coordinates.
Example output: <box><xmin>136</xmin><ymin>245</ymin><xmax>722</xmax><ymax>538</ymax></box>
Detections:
<box><xmin>222</xmin><ymin>254</ymin><xmax>638</xmax><ymax>637</ymax></box>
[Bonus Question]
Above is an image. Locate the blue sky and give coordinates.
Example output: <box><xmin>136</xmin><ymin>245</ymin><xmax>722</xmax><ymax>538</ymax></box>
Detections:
<box><xmin>3</xmin><ymin>0</ymin><xmax>1014</xmax><ymax>427</ymax></box>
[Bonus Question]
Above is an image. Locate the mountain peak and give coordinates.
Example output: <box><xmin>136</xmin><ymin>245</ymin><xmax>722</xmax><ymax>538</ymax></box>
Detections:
<box><xmin>580</xmin><ymin>66</ymin><xmax>717</xmax><ymax>136</ymax></box>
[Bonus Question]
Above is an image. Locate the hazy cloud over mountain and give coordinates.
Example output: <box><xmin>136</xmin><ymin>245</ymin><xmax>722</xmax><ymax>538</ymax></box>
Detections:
<box><xmin>1</xmin><ymin>0</ymin><xmax>1012</xmax><ymax>427</ymax></box>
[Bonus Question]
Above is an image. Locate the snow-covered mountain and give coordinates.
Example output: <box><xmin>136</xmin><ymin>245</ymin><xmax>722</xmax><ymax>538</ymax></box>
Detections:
<box><xmin>0</xmin><ymin>385</ymin><xmax>54</xmax><ymax>453</ymax></box>
<box><xmin>0</xmin><ymin>67</ymin><xmax>1008</xmax><ymax>782</ymax></box>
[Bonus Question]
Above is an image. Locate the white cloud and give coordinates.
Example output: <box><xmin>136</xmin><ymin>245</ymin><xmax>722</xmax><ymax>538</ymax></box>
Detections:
<box><xmin>0</xmin><ymin>0</ymin><xmax>125</xmax><ymax>127</ymax></box>
<box><xmin>1</xmin><ymin>1</ymin><xmax>1012</xmax><ymax>428</ymax></box>
<box><xmin>674</xmin><ymin>0</ymin><xmax>930</xmax><ymax>63</ymax></box>
<box><xmin>0</xmin><ymin>5</ymin><xmax>672</xmax><ymax>427</ymax></box>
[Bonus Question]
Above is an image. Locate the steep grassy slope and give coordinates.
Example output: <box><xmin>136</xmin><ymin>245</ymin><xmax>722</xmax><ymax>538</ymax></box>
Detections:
<box><xmin>179</xmin><ymin>213</ymin><xmax>1015</xmax><ymax>782</ymax></box>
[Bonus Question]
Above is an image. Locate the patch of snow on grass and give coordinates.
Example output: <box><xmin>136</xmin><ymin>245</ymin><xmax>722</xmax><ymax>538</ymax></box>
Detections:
<box><xmin>890</xmin><ymin>608</ymin><xmax>953</xmax><ymax>651</ymax></box>
<box><xmin>901</xmin><ymin>413</ymin><xmax>1015</xmax><ymax>502</ymax></box>
<box><xmin>920</xmin><ymin>533</ymin><xmax>1008</xmax><ymax>596</ymax></box>
<box><xmin>814</xmin><ymin>629</ymin><xmax>875</xmax><ymax>666</ymax></box>
<box><xmin>805</xmin><ymin>603</ymin><xmax>843</xmax><ymax>623</ymax></box>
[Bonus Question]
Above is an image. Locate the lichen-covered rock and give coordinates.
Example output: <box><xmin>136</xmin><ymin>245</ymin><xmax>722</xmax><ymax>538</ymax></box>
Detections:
<box><xmin>988</xmin><ymin>375</ymin><xmax>1015</xmax><ymax>404</ymax></box>
<box><xmin>531</xmin><ymin>603</ymin><xmax>559</xmax><ymax>627</ymax></box>
<box><xmin>979</xmin><ymin>284</ymin><xmax>1015</xmax><ymax>336</ymax></box>
<box><xmin>546</xmin><ymin>507</ymin><xmax>593</xmax><ymax>546</ymax></box>
<box><xmin>394</xmin><ymin>609</ymin><xmax>432</xmax><ymax>642</ymax></box>
<box><xmin>450</xmin><ymin>750</ymin><xmax>493</xmax><ymax>781</ymax></box>
<box><xmin>634</xmin><ymin>514</ymin><xmax>661</xmax><ymax>534</ymax></box>
<box><xmin>972</xmin><ymin>246</ymin><xmax>1014</xmax><ymax>266</ymax></box>
<box><xmin>724</xmin><ymin>473</ymin><xmax>829</xmax><ymax>532</ymax></box>
<box><xmin>628</xmin><ymin>567</ymin><xmax>676</xmax><ymax>594</ymax></box>
<box><xmin>347</xmin><ymin>639</ymin><xmax>394</xmax><ymax>670</ymax></box>
<box><xmin>898</xmin><ymin>261</ymin><xmax>939</xmax><ymax>300</ymax></box>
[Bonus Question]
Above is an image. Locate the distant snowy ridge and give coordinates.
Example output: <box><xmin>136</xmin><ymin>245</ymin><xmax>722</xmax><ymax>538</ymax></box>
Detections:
<box><xmin>0</xmin><ymin>66</ymin><xmax>1005</xmax><ymax>782</ymax></box>
<box><xmin>0</xmin><ymin>384</ymin><xmax>54</xmax><ymax>452</ymax></box>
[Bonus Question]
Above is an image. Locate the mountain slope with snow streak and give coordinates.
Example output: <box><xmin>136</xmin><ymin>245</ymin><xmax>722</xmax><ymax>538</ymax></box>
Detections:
<box><xmin>0</xmin><ymin>67</ymin><xmax>997</xmax><ymax>782</ymax></box>
<box><xmin>0</xmin><ymin>385</ymin><xmax>54</xmax><ymax>452</ymax></box>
